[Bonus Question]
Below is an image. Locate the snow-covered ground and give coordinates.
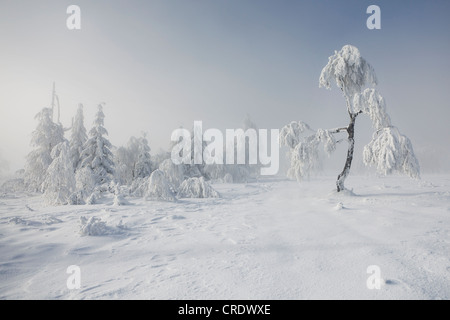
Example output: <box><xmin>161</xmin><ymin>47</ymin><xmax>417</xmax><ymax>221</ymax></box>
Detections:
<box><xmin>0</xmin><ymin>174</ymin><xmax>449</xmax><ymax>300</ymax></box>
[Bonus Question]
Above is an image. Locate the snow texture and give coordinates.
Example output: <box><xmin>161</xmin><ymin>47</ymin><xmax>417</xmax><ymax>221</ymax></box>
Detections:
<box><xmin>1</xmin><ymin>175</ymin><xmax>449</xmax><ymax>299</ymax></box>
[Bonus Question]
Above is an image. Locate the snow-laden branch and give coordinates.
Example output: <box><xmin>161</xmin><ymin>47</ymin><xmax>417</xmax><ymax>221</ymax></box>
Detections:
<box><xmin>363</xmin><ymin>126</ymin><xmax>420</xmax><ymax>179</ymax></box>
<box><xmin>353</xmin><ymin>88</ymin><xmax>391</xmax><ymax>130</ymax></box>
<box><xmin>319</xmin><ymin>45</ymin><xmax>377</xmax><ymax>114</ymax></box>
<box><xmin>280</xmin><ymin>121</ymin><xmax>341</xmax><ymax>181</ymax></box>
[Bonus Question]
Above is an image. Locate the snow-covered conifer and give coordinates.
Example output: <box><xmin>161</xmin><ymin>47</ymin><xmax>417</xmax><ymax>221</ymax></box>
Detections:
<box><xmin>69</xmin><ymin>104</ymin><xmax>88</xmax><ymax>170</ymax></box>
<box><xmin>134</xmin><ymin>134</ymin><xmax>153</xmax><ymax>179</ymax></box>
<box><xmin>79</xmin><ymin>104</ymin><xmax>115</xmax><ymax>186</ymax></box>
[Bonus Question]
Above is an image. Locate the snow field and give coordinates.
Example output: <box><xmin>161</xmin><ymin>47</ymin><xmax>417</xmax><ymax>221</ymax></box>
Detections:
<box><xmin>0</xmin><ymin>174</ymin><xmax>449</xmax><ymax>299</ymax></box>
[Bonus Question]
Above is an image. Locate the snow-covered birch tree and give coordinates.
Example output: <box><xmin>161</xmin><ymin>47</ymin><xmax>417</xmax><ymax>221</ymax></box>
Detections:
<box><xmin>281</xmin><ymin>45</ymin><xmax>420</xmax><ymax>192</ymax></box>
<box><xmin>79</xmin><ymin>104</ymin><xmax>115</xmax><ymax>186</ymax></box>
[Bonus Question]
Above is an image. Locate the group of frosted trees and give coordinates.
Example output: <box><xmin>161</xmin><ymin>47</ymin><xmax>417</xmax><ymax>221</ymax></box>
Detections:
<box><xmin>24</xmin><ymin>104</ymin><xmax>118</xmax><ymax>205</ymax></box>
<box><xmin>23</xmin><ymin>45</ymin><xmax>420</xmax><ymax>204</ymax></box>
<box><xmin>23</xmin><ymin>102</ymin><xmax>259</xmax><ymax>205</ymax></box>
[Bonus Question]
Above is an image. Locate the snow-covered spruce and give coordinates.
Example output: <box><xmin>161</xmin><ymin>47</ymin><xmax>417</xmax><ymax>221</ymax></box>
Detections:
<box><xmin>134</xmin><ymin>134</ymin><xmax>153</xmax><ymax>179</ymax></box>
<box><xmin>144</xmin><ymin>169</ymin><xmax>177</xmax><ymax>202</ymax></box>
<box><xmin>79</xmin><ymin>104</ymin><xmax>115</xmax><ymax>186</ymax></box>
<box><xmin>69</xmin><ymin>104</ymin><xmax>88</xmax><ymax>170</ymax></box>
<box><xmin>177</xmin><ymin>177</ymin><xmax>220</xmax><ymax>199</ymax></box>
<box><xmin>281</xmin><ymin>45</ymin><xmax>420</xmax><ymax>192</ymax></box>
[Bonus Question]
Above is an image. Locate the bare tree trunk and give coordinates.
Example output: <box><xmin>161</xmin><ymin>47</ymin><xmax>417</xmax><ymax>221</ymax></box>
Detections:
<box><xmin>336</xmin><ymin>113</ymin><xmax>358</xmax><ymax>192</ymax></box>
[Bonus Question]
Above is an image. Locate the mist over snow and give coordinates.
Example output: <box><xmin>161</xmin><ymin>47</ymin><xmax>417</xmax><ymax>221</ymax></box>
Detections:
<box><xmin>0</xmin><ymin>0</ymin><xmax>449</xmax><ymax>174</ymax></box>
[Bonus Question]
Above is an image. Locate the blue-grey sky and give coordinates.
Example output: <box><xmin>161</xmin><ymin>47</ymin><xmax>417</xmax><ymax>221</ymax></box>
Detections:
<box><xmin>1</xmin><ymin>0</ymin><xmax>449</xmax><ymax>174</ymax></box>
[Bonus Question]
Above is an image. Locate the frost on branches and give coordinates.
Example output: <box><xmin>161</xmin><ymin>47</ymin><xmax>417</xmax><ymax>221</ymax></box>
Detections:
<box><xmin>363</xmin><ymin>127</ymin><xmax>420</xmax><ymax>178</ymax></box>
<box><xmin>281</xmin><ymin>45</ymin><xmax>420</xmax><ymax>192</ymax></box>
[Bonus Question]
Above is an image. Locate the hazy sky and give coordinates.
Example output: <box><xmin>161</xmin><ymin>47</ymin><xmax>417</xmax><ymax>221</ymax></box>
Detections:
<box><xmin>1</xmin><ymin>0</ymin><xmax>449</xmax><ymax>174</ymax></box>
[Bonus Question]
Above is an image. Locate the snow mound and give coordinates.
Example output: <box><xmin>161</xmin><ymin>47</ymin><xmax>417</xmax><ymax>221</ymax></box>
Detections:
<box><xmin>144</xmin><ymin>169</ymin><xmax>177</xmax><ymax>202</ymax></box>
<box><xmin>113</xmin><ymin>194</ymin><xmax>130</xmax><ymax>206</ymax></box>
<box><xmin>177</xmin><ymin>177</ymin><xmax>220</xmax><ymax>198</ymax></box>
<box><xmin>79</xmin><ymin>216</ymin><xmax>125</xmax><ymax>236</ymax></box>
<box><xmin>334</xmin><ymin>202</ymin><xmax>345</xmax><ymax>210</ymax></box>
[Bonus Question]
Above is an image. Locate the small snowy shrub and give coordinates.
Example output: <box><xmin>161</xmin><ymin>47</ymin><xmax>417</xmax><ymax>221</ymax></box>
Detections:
<box><xmin>159</xmin><ymin>158</ymin><xmax>184</xmax><ymax>190</ymax></box>
<box><xmin>144</xmin><ymin>169</ymin><xmax>176</xmax><ymax>202</ymax></box>
<box><xmin>79</xmin><ymin>216</ymin><xmax>109</xmax><ymax>236</ymax></box>
<box><xmin>177</xmin><ymin>177</ymin><xmax>220</xmax><ymax>198</ymax></box>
